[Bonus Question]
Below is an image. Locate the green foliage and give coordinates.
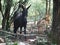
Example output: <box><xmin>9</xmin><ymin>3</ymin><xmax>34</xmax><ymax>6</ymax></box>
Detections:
<box><xmin>28</xmin><ymin>0</ymin><xmax>46</xmax><ymax>21</ymax></box>
<box><xmin>37</xmin><ymin>42</ymin><xmax>44</xmax><ymax>45</ymax></box>
<box><xmin>37</xmin><ymin>42</ymin><xmax>49</xmax><ymax>45</ymax></box>
<box><xmin>13</xmin><ymin>42</ymin><xmax>18</xmax><ymax>45</ymax></box>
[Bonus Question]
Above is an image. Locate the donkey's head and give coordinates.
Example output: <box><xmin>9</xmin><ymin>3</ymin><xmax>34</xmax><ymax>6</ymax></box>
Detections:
<box><xmin>19</xmin><ymin>4</ymin><xmax>31</xmax><ymax>17</ymax></box>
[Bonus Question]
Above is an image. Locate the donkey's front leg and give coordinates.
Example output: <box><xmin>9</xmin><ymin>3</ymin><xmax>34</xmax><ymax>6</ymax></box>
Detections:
<box><xmin>20</xmin><ymin>27</ymin><xmax>22</xmax><ymax>34</ymax></box>
<box><xmin>24</xmin><ymin>26</ymin><xmax>26</xmax><ymax>34</ymax></box>
<box><xmin>24</xmin><ymin>26</ymin><xmax>27</xmax><ymax>41</ymax></box>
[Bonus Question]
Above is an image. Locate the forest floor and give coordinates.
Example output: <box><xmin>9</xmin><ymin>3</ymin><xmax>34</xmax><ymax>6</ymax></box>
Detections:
<box><xmin>0</xmin><ymin>25</ymin><xmax>48</xmax><ymax>45</ymax></box>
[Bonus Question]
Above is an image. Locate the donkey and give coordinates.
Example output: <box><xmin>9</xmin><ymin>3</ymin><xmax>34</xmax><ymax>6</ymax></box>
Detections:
<box><xmin>13</xmin><ymin>4</ymin><xmax>31</xmax><ymax>34</ymax></box>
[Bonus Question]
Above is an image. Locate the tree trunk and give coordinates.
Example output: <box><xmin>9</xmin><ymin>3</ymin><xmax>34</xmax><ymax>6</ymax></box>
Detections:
<box><xmin>48</xmin><ymin>0</ymin><xmax>50</xmax><ymax>15</ymax></box>
<box><xmin>46</xmin><ymin>0</ymin><xmax>50</xmax><ymax>15</ymax></box>
<box><xmin>46</xmin><ymin>0</ymin><xmax>48</xmax><ymax>14</ymax></box>
<box><xmin>51</xmin><ymin>0</ymin><xmax>60</xmax><ymax>45</ymax></box>
<box><xmin>0</xmin><ymin>0</ymin><xmax>1</xmax><ymax>11</ymax></box>
<box><xmin>0</xmin><ymin>0</ymin><xmax>4</xmax><ymax>29</ymax></box>
<box><xmin>2</xmin><ymin>0</ymin><xmax>12</xmax><ymax>31</ymax></box>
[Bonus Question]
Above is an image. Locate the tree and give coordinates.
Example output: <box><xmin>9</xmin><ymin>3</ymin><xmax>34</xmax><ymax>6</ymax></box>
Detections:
<box><xmin>51</xmin><ymin>0</ymin><xmax>60</xmax><ymax>45</ymax></box>
<box><xmin>0</xmin><ymin>0</ymin><xmax>1</xmax><ymax>11</ymax></box>
<box><xmin>46</xmin><ymin>0</ymin><xmax>51</xmax><ymax>15</ymax></box>
<box><xmin>2</xmin><ymin>0</ymin><xmax>12</xmax><ymax>31</ymax></box>
<box><xmin>0</xmin><ymin>0</ymin><xmax>2</xmax><ymax>14</ymax></box>
<box><xmin>46</xmin><ymin>0</ymin><xmax>48</xmax><ymax>14</ymax></box>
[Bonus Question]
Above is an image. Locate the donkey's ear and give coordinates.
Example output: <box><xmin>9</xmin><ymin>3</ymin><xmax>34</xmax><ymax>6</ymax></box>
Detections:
<box><xmin>27</xmin><ymin>5</ymin><xmax>31</xmax><ymax>10</ymax></box>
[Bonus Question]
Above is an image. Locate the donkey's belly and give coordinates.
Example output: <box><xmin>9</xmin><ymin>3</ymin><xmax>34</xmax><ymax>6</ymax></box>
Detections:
<box><xmin>14</xmin><ymin>18</ymin><xmax>27</xmax><ymax>27</ymax></box>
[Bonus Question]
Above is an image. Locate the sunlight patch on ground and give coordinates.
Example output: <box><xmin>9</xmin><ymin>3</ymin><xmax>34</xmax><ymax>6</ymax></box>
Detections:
<box><xmin>0</xmin><ymin>43</ymin><xmax>6</xmax><ymax>45</ymax></box>
<box><xmin>18</xmin><ymin>42</ymin><xmax>30</xmax><ymax>45</ymax></box>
